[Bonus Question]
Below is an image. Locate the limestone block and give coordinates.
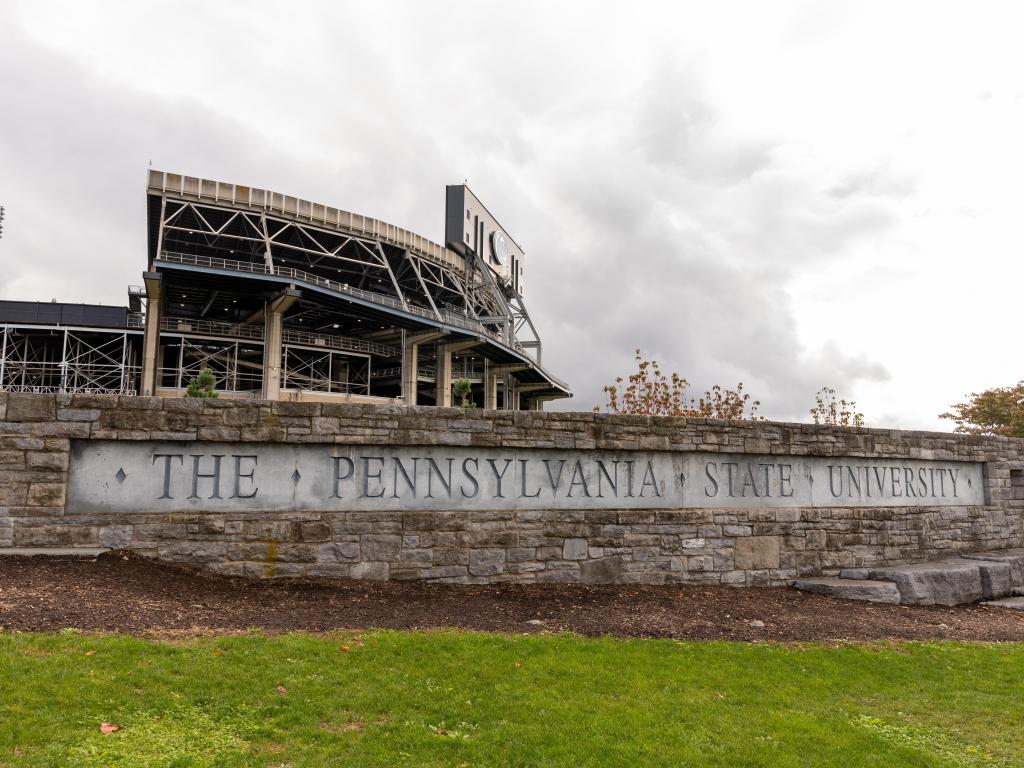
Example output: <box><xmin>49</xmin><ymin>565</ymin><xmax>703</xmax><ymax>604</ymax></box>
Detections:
<box><xmin>6</xmin><ymin>395</ymin><xmax>56</xmax><ymax>422</ymax></box>
<box><xmin>962</xmin><ymin>549</ymin><xmax>1024</xmax><ymax>589</ymax></box>
<box><xmin>298</xmin><ymin>522</ymin><xmax>332</xmax><ymax>542</ymax></box>
<box><xmin>350</xmin><ymin>561</ymin><xmax>389</xmax><ymax>580</ymax></box>
<box><xmin>562</xmin><ymin>538</ymin><xmax>588</xmax><ymax>560</ymax></box>
<box><xmin>469</xmin><ymin>548</ymin><xmax>505</xmax><ymax>576</ymax></box>
<box><xmin>361</xmin><ymin>534</ymin><xmax>401</xmax><ymax>561</ymax></box>
<box><xmin>868</xmin><ymin>559</ymin><xmax>985</xmax><ymax>606</ymax></box>
<box><xmin>981</xmin><ymin>596</ymin><xmax>1024</xmax><ymax>610</ymax></box>
<box><xmin>319</xmin><ymin>542</ymin><xmax>359</xmax><ymax>562</ymax></box>
<box><xmin>976</xmin><ymin>561</ymin><xmax>1013</xmax><ymax>600</ymax></box>
<box><xmin>580</xmin><ymin>556</ymin><xmax>621</xmax><ymax>584</ymax></box>
<box><xmin>734</xmin><ymin>536</ymin><xmax>781</xmax><ymax>570</ymax></box>
<box><xmin>793</xmin><ymin>577</ymin><xmax>901</xmax><ymax>604</ymax></box>
<box><xmin>157</xmin><ymin>541</ymin><xmax>227</xmax><ymax>563</ymax></box>
<box><xmin>27</xmin><ymin>483</ymin><xmax>65</xmax><ymax>508</ymax></box>
<box><xmin>98</xmin><ymin>525</ymin><xmax>133</xmax><ymax>549</ymax></box>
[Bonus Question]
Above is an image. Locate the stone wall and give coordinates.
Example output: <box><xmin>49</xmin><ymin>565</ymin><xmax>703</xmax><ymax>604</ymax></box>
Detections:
<box><xmin>1</xmin><ymin>391</ymin><xmax>1023</xmax><ymax>585</ymax></box>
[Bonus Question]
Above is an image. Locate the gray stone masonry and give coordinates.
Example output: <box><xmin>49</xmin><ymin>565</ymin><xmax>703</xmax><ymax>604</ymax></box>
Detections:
<box><xmin>2</xmin><ymin>391</ymin><xmax>1024</xmax><ymax>585</ymax></box>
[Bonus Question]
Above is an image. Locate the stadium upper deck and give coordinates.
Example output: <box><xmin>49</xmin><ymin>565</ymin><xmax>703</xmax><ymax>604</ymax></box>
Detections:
<box><xmin>0</xmin><ymin>171</ymin><xmax>570</xmax><ymax>410</ymax></box>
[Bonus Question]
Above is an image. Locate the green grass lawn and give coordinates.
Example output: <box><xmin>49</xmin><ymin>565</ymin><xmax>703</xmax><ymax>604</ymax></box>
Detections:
<box><xmin>0</xmin><ymin>631</ymin><xmax>1022</xmax><ymax>767</ymax></box>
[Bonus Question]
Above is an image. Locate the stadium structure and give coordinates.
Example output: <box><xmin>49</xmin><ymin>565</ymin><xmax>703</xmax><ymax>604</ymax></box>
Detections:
<box><xmin>0</xmin><ymin>171</ymin><xmax>571</xmax><ymax>409</ymax></box>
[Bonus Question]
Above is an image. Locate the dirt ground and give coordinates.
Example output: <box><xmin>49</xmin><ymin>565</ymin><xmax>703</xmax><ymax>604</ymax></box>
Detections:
<box><xmin>1</xmin><ymin>553</ymin><xmax>1023</xmax><ymax>641</ymax></box>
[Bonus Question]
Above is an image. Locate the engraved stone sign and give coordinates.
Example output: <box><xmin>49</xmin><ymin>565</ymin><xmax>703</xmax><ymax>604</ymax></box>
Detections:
<box><xmin>66</xmin><ymin>440</ymin><xmax>987</xmax><ymax>513</ymax></box>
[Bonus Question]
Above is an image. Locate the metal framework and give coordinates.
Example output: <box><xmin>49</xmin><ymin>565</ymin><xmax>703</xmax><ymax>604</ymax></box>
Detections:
<box><xmin>0</xmin><ymin>171</ymin><xmax>570</xmax><ymax>407</ymax></box>
<box><xmin>153</xmin><ymin>194</ymin><xmax>548</xmax><ymax>361</ymax></box>
<box><xmin>0</xmin><ymin>325</ymin><xmax>140</xmax><ymax>395</ymax></box>
<box><xmin>282</xmin><ymin>346</ymin><xmax>370</xmax><ymax>395</ymax></box>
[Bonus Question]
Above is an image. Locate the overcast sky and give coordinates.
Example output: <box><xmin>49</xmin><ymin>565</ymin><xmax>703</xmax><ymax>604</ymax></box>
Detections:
<box><xmin>1</xmin><ymin>1</ymin><xmax>1022</xmax><ymax>429</ymax></box>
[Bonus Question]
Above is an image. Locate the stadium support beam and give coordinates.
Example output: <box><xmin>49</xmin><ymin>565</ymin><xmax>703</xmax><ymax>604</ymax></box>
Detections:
<box><xmin>402</xmin><ymin>331</ymin><xmax>445</xmax><ymax>406</ymax></box>
<box><xmin>484</xmin><ymin>364</ymin><xmax>530</xmax><ymax>412</ymax></box>
<box><xmin>141</xmin><ymin>272</ymin><xmax>163</xmax><ymax>396</ymax></box>
<box><xmin>436</xmin><ymin>338</ymin><xmax>481</xmax><ymax>407</ymax></box>
<box><xmin>262</xmin><ymin>287</ymin><xmax>301</xmax><ymax>400</ymax></box>
<box><xmin>436</xmin><ymin>345</ymin><xmax>452</xmax><ymax>407</ymax></box>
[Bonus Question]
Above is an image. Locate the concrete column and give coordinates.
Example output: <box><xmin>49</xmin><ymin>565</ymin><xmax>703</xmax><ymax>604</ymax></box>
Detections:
<box><xmin>261</xmin><ymin>288</ymin><xmax>300</xmax><ymax>401</ymax></box>
<box><xmin>402</xmin><ymin>340</ymin><xmax>419</xmax><ymax>406</ymax></box>
<box><xmin>402</xmin><ymin>331</ymin><xmax>445</xmax><ymax>406</ymax></box>
<box><xmin>436</xmin><ymin>344</ymin><xmax>453</xmax><ymax>407</ymax></box>
<box><xmin>484</xmin><ymin>372</ymin><xmax>498</xmax><ymax>411</ymax></box>
<box><xmin>140</xmin><ymin>272</ymin><xmax>162</xmax><ymax>396</ymax></box>
<box><xmin>483</xmin><ymin>363</ymin><xmax>529</xmax><ymax>412</ymax></box>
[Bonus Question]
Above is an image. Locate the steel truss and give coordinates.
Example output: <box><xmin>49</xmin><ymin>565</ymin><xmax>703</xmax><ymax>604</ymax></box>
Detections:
<box><xmin>158</xmin><ymin>334</ymin><xmax>263</xmax><ymax>393</ymax></box>
<box><xmin>282</xmin><ymin>345</ymin><xmax>370</xmax><ymax>396</ymax></box>
<box><xmin>154</xmin><ymin>197</ymin><xmax>544</xmax><ymax>356</ymax></box>
<box><xmin>0</xmin><ymin>326</ymin><xmax>140</xmax><ymax>395</ymax></box>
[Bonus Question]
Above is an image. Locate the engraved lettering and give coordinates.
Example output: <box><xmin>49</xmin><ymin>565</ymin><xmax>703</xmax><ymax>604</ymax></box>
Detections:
<box><xmin>704</xmin><ymin>461</ymin><xmax>719</xmax><ymax>497</ymax></box>
<box><xmin>393</xmin><ymin>457</ymin><xmax>419</xmax><ymax>498</ymax></box>
<box><xmin>890</xmin><ymin>468</ymin><xmax>902</xmax><ymax>497</ymax></box>
<box><xmin>543</xmin><ymin>459</ymin><xmax>566</xmax><ymax>494</ymax></box>
<box><xmin>724</xmin><ymin>462</ymin><xmax>739</xmax><ymax>497</ymax></box>
<box><xmin>487</xmin><ymin>458</ymin><xmax>513</xmax><ymax>498</ymax></box>
<box><xmin>904</xmin><ymin>467</ymin><xmax>917</xmax><ymax>497</ymax></box>
<box><xmin>640</xmin><ymin>461</ymin><xmax>662</xmax><ymax>498</ymax></box>
<box><xmin>519</xmin><ymin>459</ymin><xmax>541</xmax><ymax>498</ymax></box>
<box><xmin>778</xmin><ymin>464</ymin><xmax>793</xmax><ymax>497</ymax></box>
<box><xmin>740</xmin><ymin>464</ymin><xmax>760</xmax><ymax>498</ymax></box>
<box><xmin>426</xmin><ymin>457</ymin><xmax>453</xmax><ymax>499</ymax></box>
<box><xmin>331</xmin><ymin>456</ymin><xmax>354</xmax><ymax>498</ymax></box>
<box><xmin>460</xmin><ymin>458</ymin><xmax>480</xmax><ymax>498</ymax></box>
<box><xmin>828</xmin><ymin>465</ymin><xmax>842</xmax><ymax>498</ymax></box>
<box><xmin>759</xmin><ymin>463</ymin><xmax>773</xmax><ymax>497</ymax></box>
<box><xmin>189</xmin><ymin>454</ymin><xmax>223</xmax><ymax>500</ymax></box>
<box><xmin>846</xmin><ymin>466</ymin><xmax>861</xmax><ymax>498</ymax></box>
<box><xmin>624</xmin><ymin>460</ymin><xmax>636</xmax><ymax>497</ymax></box>
<box><xmin>596</xmin><ymin>460</ymin><xmax>619</xmax><ymax>498</ymax></box>
<box><xmin>360</xmin><ymin>456</ymin><xmax>386</xmax><ymax>498</ymax></box>
<box><xmin>152</xmin><ymin>453</ymin><xmax>184</xmax><ymax>499</ymax></box>
<box><xmin>873</xmin><ymin>466</ymin><xmax>887</xmax><ymax>496</ymax></box>
<box><xmin>567</xmin><ymin>460</ymin><xmax>591</xmax><ymax>498</ymax></box>
<box><xmin>231</xmin><ymin>455</ymin><xmax>258</xmax><ymax>499</ymax></box>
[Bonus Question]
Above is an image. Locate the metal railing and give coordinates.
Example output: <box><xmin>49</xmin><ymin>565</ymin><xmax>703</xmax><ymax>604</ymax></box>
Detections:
<box><xmin>372</xmin><ymin>366</ymin><xmax>437</xmax><ymax>380</ymax></box>
<box><xmin>160</xmin><ymin>317</ymin><xmax>265</xmax><ymax>340</ymax></box>
<box><xmin>155</xmin><ymin>251</ymin><xmax>570</xmax><ymax>392</ymax></box>
<box><xmin>148</xmin><ymin>169</ymin><xmax>465</xmax><ymax>273</ymax></box>
<box><xmin>282</xmin><ymin>329</ymin><xmax>396</xmax><ymax>358</ymax></box>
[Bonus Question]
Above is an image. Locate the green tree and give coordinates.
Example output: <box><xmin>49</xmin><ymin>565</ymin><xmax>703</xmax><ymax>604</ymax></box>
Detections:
<box><xmin>940</xmin><ymin>382</ymin><xmax>1024</xmax><ymax>436</ymax></box>
<box><xmin>810</xmin><ymin>387</ymin><xmax>864</xmax><ymax>427</ymax></box>
<box><xmin>452</xmin><ymin>378</ymin><xmax>475</xmax><ymax>409</ymax></box>
<box><xmin>185</xmin><ymin>368</ymin><xmax>219</xmax><ymax>399</ymax></box>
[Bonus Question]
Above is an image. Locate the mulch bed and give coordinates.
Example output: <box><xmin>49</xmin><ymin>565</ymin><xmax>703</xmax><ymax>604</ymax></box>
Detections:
<box><xmin>1</xmin><ymin>552</ymin><xmax>1023</xmax><ymax>641</ymax></box>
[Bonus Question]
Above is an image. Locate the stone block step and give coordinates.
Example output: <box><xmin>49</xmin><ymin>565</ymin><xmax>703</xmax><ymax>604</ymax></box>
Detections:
<box><xmin>0</xmin><ymin>547</ymin><xmax>109</xmax><ymax>557</ymax></box>
<box><xmin>868</xmin><ymin>558</ymin><xmax>1011</xmax><ymax>606</ymax></box>
<box><xmin>981</xmin><ymin>596</ymin><xmax>1024</xmax><ymax>611</ymax></box>
<box><xmin>792</xmin><ymin>577</ymin><xmax>901</xmax><ymax>604</ymax></box>
<box><xmin>962</xmin><ymin>549</ymin><xmax>1024</xmax><ymax>589</ymax></box>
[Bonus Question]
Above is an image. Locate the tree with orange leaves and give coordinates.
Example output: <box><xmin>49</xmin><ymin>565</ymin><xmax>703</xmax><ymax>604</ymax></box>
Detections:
<box><xmin>600</xmin><ymin>349</ymin><xmax>761</xmax><ymax>420</ymax></box>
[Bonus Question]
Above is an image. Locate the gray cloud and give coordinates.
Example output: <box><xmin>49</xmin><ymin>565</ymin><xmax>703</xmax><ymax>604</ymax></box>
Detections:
<box><xmin>0</xmin><ymin>2</ymin><xmax>904</xmax><ymax>422</ymax></box>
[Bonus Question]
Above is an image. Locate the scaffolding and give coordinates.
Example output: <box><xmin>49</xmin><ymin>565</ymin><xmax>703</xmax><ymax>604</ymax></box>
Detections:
<box><xmin>0</xmin><ymin>326</ymin><xmax>141</xmax><ymax>395</ymax></box>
